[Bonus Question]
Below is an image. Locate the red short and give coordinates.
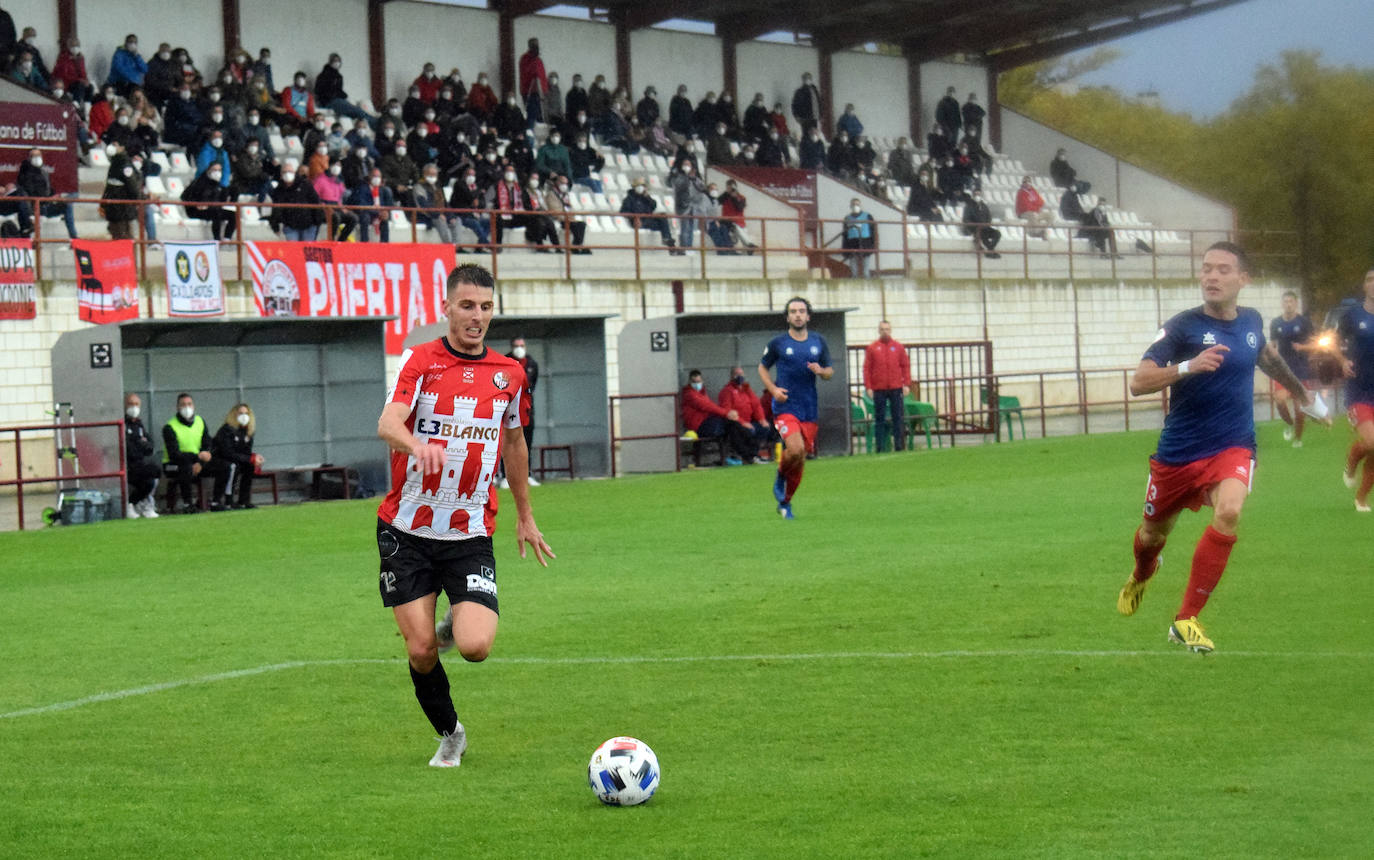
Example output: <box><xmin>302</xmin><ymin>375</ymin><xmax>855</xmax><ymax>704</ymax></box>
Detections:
<box><xmin>774</xmin><ymin>413</ymin><xmax>818</xmax><ymax>454</ymax></box>
<box><xmin>1349</xmin><ymin>402</ymin><xmax>1374</xmax><ymax>427</ymax></box>
<box><xmin>1142</xmin><ymin>447</ymin><xmax>1254</xmax><ymax>522</ymax></box>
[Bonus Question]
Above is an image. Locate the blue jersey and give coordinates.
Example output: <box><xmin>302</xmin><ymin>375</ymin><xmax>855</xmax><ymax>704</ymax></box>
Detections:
<box><xmin>1339</xmin><ymin>304</ymin><xmax>1374</xmax><ymax>405</ymax></box>
<box><xmin>1269</xmin><ymin>313</ymin><xmax>1313</xmax><ymax>380</ymax></box>
<box><xmin>761</xmin><ymin>330</ymin><xmax>831</xmax><ymax>423</ymax></box>
<box><xmin>1143</xmin><ymin>306</ymin><xmax>1266</xmax><ymax>465</ymax></box>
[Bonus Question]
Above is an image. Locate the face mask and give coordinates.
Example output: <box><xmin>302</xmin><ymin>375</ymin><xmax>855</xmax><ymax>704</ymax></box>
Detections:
<box><xmin>211</xmin><ymin>113</ymin><xmax>223</xmax><ymax>123</ymax></box>
<box><xmin>297</xmin><ymin>79</ymin><xmax>308</xmax><ymax>88</ymax></box>
<box><xmin>116</xmin><ymin>115</ymin><xmax>130</xmax><ymax>126</ymax></box>
<box><xmin>424</xmin><ymin>70</ymin><xmax>435</xmax><ymax>78</ymax></box>
<box><xmin>209</xmin><ymin>93</ymin><xmax>221</xmax><ymax>103</ymax></box>
<box><xmin>355</xmin><ymin>150</ymin><xmax>367</xmax><ymax>159</ymax></box>
<box><xmin>131</xmin><ymin>158</ymin><xmax>143</xmax><ymax>170</ymax></box>
<box><xmin>370</xmin><ymin>177</ymin><xmax>382</xmax><ymax>187</ymax></box>
<box><xmin>508</xmin><ymin>98</ymin><xmax>518</xmax><ymax>106</ymax></box>
<box><xmin>424</xmin><ymin>112</ymin><xmax>435</xmax><ymax>121</ymax></box>
<box><xmin>70</xmin><ymin>46</ymin><xmax>81</xmax><ymax>56</ymax></box>
<box><xmin>456</xmin><ymin>134</ymin><xmax>466</xmax><ymax>143</ymax></box>
<box><xmin>389</xmin><ymin>107</ymin><xmax>401</xmax><ymax>117</ymax></box>
<box><xmin>465</xmin><ymin>177</ymin><xmax>476</xmax><ymax>187</ymax></box>
<box><xmin>179</xmin><ymin>407</ymin><xmax>195</xmax><ymax>420</ymax></box>
<box><xmin>512</xmin><ymin>346</ymin><xmax>526</xmax><ymax>359</ymax></box>
<box><xmin>52</xmin><ymin>89</ymin><xmax>65</xmax><ymax>99</ymax></box>
<box><xmin>221</xmin><ymin>75</ymin><xmax>232</xmax><ymax>85</ymax></box>
<box><xmin>331</xmin><ymin>61</ymin><xmax>341</xmax><ymax>70</ymax></box>
<box><xmin>208</xmin><ymin>171</ymin><xmax>222</xmax><ymax>182</ymax></box>
<box><xmin>425</xmin><ymin>174</ymin><xmax>438</xmax><ymax>184</ymax></box>
<box><xmin>329</xmin><ymin>164</ymin><xmax>341</xmax><ymax>176</ymax></box>
<box><xmin>395</xmin><ymin>147</ymin><xmax>408</xmax><ymax>159</ymax></box>
<box><xmin>281</xmin><ymin>172</ymin><xmax>296</xmax><ymax>183</ymax></box>
<box><xmin>690</xmin><ymin>382</ymin><xmax>703</xmax><ymax>391</ymax></box>
<box><xmin>20</xmin><ymin>63</ymin><xmax>32</xmax><ymax>75</ymax></box>
<box><xmin>504</xmin><ymin>172</ymin><xmax>516</xmax><ymax>181</ymax></box>
<box><xmin>105</xmin><ymin>90</ymin><xmax>116</xmax><ymax>101</ymax></box>
<box><xmin>478</xmin><ymin>77</ymin><xmax>488</xmax><ymax>85</ymax></box>
<box><xmin>486</xmin><ymin>153</ymin><xmax>497</xmax><ymax>162</ymax></box>
<box><xmin>577</xmin><ymin>142</ymin><xmax>587</xmax><ymax>150</ymax></box>
<box><xmin>30</xmin><ymin>156</ymin><xmax>42</xmax><ymax>167</ymax></box>
<box><xmin>409</xmin><ymin>91</ymin><xmax>420</xmax><ymax>99</ymax></box>
<box><xmin>549</xmin><ymin>77</ymin><xmax>559</xmax><ymax>86</ymax></box>
<box><xmin>210</xmin><ymin>138</ymin><xmax>223</xmax><ymax>148</ymax></box>
<box><xmin>633</xmin><ymin>186</ymin><xmax>645</xmax><ymax>195</ymax></box>
<box><xmin>126</xmin><ymin>42</ymin><xmax>138</xmax><ymax>52</ymax></box>
<box><xmin>550</xmin><ymin>136</ymin><xmax>561</xmax><ymax>145</ymax></box>
<box><xmin>237</xmin><ymin>413</ymin><xmax>251</xmax><ymax>427</ymax></box>
<box><xmin>248</xmin><ymin>115</ymin><xmax>260</xmax><ymax>125</ymax></box>
<box><xmin>557</xmin><ymin>184</ymin><xmax>568</xmax><ymax>193</ymax></box>
<box><xmin>733</xmin><ymin>375</ymin><xmax>745</xmax><ymax>386</ymax></box>
<box><xmin>528</xmin><ymin>182</ymin><xmax>539</xmax><ymax>191</ymax></box>
<box><xmin>126</xmin><ymin>406</ymin><xmax>140</xmax><ymax>419</ymax></box>
<box><xmin>247</xmin><ymin>146</ymin><xmax>259</xmax><ymax>156</ymax></box>
<box><xmin>850</xmin><ymin>205</ymin><xmax>861</xmax><ymax>214</ymax></box>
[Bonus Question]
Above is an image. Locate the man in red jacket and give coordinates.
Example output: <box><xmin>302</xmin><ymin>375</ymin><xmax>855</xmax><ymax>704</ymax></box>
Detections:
<box><xmin>718</xmin><ymin>365</ymin><xmax>772</xmax><ymax>461</ymax></box>
<box><xmin>681</xmin><ymin>369</ymin><xmax>753</xmax><ymax>465</ymax></box>
<box><xmin>1014</xmin><ymin>175</ymin><xmax>1055</xmax><ymax>239</ymax></box>
<box><xmin>863</xmin><ymin>321</ymin><xmax>912</xmax><ymax>451</ymax></box>
<box><xmin>518</xmin><ymin>38</ymin><xmax>549</xmax><ymax>127</ymax></box>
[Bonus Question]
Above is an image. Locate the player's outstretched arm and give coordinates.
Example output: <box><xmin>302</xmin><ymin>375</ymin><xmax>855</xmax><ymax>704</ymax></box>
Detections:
<box><xmin>501</xmin><ymin>426</ymin><xmax>556</xmax><ymax>567</ymax></box>
<box><xmin>378</xmin><ymin>401</ymin><xmax>445</xmax><ymax>474</ymax></box>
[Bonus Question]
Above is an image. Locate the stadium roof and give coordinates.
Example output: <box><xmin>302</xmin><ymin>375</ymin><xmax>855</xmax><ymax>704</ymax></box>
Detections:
<box><xmin>535</xmin><ymin>0</ymin><xmax>1252</xmax><ymax>68</ymax></box>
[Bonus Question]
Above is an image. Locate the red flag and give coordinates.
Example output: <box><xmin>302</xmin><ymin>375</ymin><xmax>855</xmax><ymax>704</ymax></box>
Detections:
<box><xmin>72</xmin><ymin>239</ymin><xmax>139</xmax><ymax>324</ymax></box>
<box><xmin>0</xmin><ymin>238</ymin><xmax>37</xmax><ymax>320</ymax></box>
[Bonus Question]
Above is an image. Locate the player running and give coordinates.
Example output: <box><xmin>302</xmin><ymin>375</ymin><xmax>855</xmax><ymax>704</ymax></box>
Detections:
<box><xmin>1269</xmin><ymin>290</ymin><xmax>1315</xmax><ymax>447</ymax></box>
<box><xmin>759</xmin><ymin>296</ymin><xmax>833</xmax><ymax>519</ymax></box>
<box><xmin>376</xmin><ymin>263</ymin><xmax>554</xmax><ymax>767</ymax></box>
<box><xmin>1116</xmin><ymin>242</ymin><xmax>1325</xmax><ymax>653</ymax></box>
<box><xmin>1339</xmin><ymin>268</ymin><xmax>1374</xmax><ymax>512</ymax></box>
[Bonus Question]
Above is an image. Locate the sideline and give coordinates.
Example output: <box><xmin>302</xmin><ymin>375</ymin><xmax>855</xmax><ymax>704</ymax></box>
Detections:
<box><xmin>4</xmin><ymin>649</ymin><xmax>1371</xmax><ymax>719</ymax></box>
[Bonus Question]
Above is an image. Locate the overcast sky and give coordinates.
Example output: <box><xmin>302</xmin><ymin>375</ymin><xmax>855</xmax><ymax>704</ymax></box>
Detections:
<box><xmin>1070</xmin><ymin>0</ymin><xmax>1373</xmax><ymax>117</ymax></box>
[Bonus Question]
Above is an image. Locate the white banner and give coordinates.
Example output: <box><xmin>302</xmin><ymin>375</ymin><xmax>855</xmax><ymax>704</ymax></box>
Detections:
<box><xmin>163</xmin><ymin>242</ymin><xmax>225</xmax><ymax>317</ymax></box>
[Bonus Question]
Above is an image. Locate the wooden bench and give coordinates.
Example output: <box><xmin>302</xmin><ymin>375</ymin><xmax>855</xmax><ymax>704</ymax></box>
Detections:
<box><xmin>534</xmin><ymin>445</ymin><xmax>575</xmax><ymax>481</ymax></box>
<box><xmin>256</xmin><ymin>466</ymin><xmax>354</xmax><ymax>504</ymax></box>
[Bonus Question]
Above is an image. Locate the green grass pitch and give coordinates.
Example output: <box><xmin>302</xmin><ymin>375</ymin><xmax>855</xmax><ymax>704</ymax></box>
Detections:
<box><xmin>1</xmin><ymin>423</ymin><xmax>1370</xmax><ymax>858</ymax></box>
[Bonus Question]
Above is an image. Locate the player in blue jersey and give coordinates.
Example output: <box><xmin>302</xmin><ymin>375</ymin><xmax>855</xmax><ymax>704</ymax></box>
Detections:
<box><xmin>1339</xmin><ymin>268</ymin><xmax>1374</xmax><ymax>512</ymax></box>
<box><xmin>1116</xmin><ymin>242</ymin><xmax>1323</xmax><ymax>653</ymax></box>
<box><xmin>1269</xmin><ymin>290</ymin><xmax>1315</xmax><ymax>447</ymax></box>
<box><xmin>758</xmin><ymin>296</ymin><xmax>833</xmax><ymax>519</ymax></box>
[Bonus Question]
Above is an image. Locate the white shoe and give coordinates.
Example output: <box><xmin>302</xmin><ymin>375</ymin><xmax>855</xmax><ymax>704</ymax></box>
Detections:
<box><xmin>527</xmin><ymin>475</ymin><xmax>541</xmax><ymax>487</ymax></box>
<box><xmin>1344</xmin><ymin>469</ymin><xmax>1359</xmax><ymax>489</ymax></box>
<box><xmin>137</xmin><ymin>496</ymin><xmax>159</xmax><ymax>518</ymax></box>
<box><xmin>1358</xmin><ymin>500</ymin><xmax>1372</xmax><ymax>513</ymax></box>
<box><xmin>498</xmin><ymin>477</ymin><xmax>509</xmax><ymax>489</ymax></box>
<box><xmin>429</xmin><ymin>722</ymin><xmax>467</xmax><ymax>767</ymax></box>
<box><xmin>1282</xmin><ymin>427</ymin><xmax>1293</xmax><ymax>441</ymax></box>
<box><xmin>126</xmin><ymin>503</ymin><xmax>140</xmax><ymax>519</ymax></box>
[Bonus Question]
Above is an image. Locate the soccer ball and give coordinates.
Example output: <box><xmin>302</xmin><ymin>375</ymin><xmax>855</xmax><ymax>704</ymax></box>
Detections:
<box><xmin>587</xmin><ymin>736</ymin><xmax>660</xmax><ymax>806</ymax></box>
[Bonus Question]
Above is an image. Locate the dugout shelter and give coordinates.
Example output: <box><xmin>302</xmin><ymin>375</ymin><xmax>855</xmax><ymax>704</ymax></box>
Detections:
<box><xmin>617</xmin><ymin>309</ymin><xmax>853</xmax><ymax>473</ymax></box>
<box><xmin>404</xmin><ymin>314</ymin><xmax>615</xmax><ymax>478</ymax></box>
<box><xmin>50</xmin><ymin>318</ymin><xmax>393</xmax><ymax>495</ymax></box>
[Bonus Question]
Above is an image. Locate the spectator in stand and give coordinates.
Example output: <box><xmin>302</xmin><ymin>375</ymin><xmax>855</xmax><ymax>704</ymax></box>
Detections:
<box><xmin>792</xmin><ymin>72</ymin><xmax>822</xmax><ymax>134</ymax></box>
<box><xmin>251</xmin><ymin>47</ymin><xmax>275</xmax><ymax>96</ymax></box>
<box><xmin>836</xmin><ymin>104</ymin><xmax>863</xmax><ymax>140</ymax></box>
<box><xmin>129</xmin><ymin>150</ymin><xmax>159</xmax><ymax>241</ymax></box>
<box><xmin>0</xmin><ymin>6</ymin><xmax>12</xmax><ymax>71</ymax></box>
<box><xmin>534</xmin><ymin>130</ymin><xmax>572</xmax><ymax>182</ymax></box>
<box><xmin>9</xmin><ymin>47</ymin><xmax>45</xmax><ymax>89</ymax></box>
<box><xmin>413</xmin><ymin>162</ymin><xmax>453</xmax><ymax>244</ymax></box>
<box><xmin>518</xmin><ymin>38</ymin><xmax>548</xmax><ymax>126</ymax></box>
<box><xmin>769</xmin><ymin>101</ymin><xmax>790</xmax><ymax>138</ymax></box>
<box><xmin>936</xmin><ymin>86</ymin><xmax>962</xmax><ymax>141</ymax></box>
<box><xmin>181</xmin><ymin>161</ymin><xmax>236</xmax><ymax>240</ymax></box>
<box><xmin>855</xmin><ymin>135</ymin><xmax>878</xmax><ymax>174</ymax></box>
<box><xmin>12</xmin><ymin>149</ymin><xmax>77</xmax><ymax>238</ymax></box>
<box><xmin>756</xmin><ymin>127</ymin><xmax>789</xmax><ymax>168</ymax></box>
<box><xmin>643</xmin><ymin>116</ymin><xmax>673</xmax><ymax>157</ymax></box>
<box><xmin>243</xmin><ymin>108</ymin><xmax>274</xmax><ymax>158</ymax></box>
<box><xmin>522</xmin><ymin>175</ymin><xmax>560</xmax><ymax>250</ymax></box>
<box><xmin>51</xmin><ymin>36</ymin><xmax>92</xmax><ymax>106</ymax></box>
<box><xmin>568</xmin><ymin>133</ymin><xmax>604</xmax><ymax>193</ymax></box>
<box><xmin>543</xmin><ymin>72</ymin><xmax>564</xmax><ymax>128</ymax></box>
<box><xmin>1084</xmin><ymin>195</ymin><xmax>1120</xmax><ymax>258</ymax></box>
<box><xmin>671</xmin><ymin>159</ymin><xmax>708</xmax><ymax>251</ymax></box>
<box><xmin>341</xmin><ymin>144</ymin><xmax>372</xmax><ymax>189</ymax></box>
<box><xmin>281</xmin><ymin>72</ymin><xmax>316</xmax><ymax>132</ymax></box>
<box><xmin>313</xmin><ymin>158</ymin><xmax>357</xmax><ymax>240</ymax></box>
<box><xmin>269</xmin><ymin>161</ymin><xmax>324</xmax><ymax>241</ymax></box>
<box><xmin>587</xmin><ymin>74</ymin><xmax>611</xmax><ymax>118</ymax></box>
<box><xmin>681</xmin><ymin>369</ymin><xmax>753</xmax><ymax>466</ymax></box>
<box><xmin>702</xmin><ymin>182</ymin><xmax>734</xmax><ymax>253</ymax></box>
<box><xmin>466</xmin><ymin>71</ymin><xmax>497</xmax><ymax>119</ymax></box>
<box><xmin>414</xmin><ymin>62</ymin><xmax>442</xmax><ymax>103</ymax></box>
<box><xmin>937</xmin><ymin>155</ymin><xmax>966</xmax><ymax>202</ymax></box>
<box><xmin>195</xmin><ymin>130</ymin><xmax>232</xmax><ymax>186</ymax></box>
<box><xmin>962</xmin><ymin>93</ymin><xmax>985</xmax><ymax>140</ymax></box>
<box><xmin>1058</xmin><ymin>182</ymin><xmax>1088</xmax><ymax>226</ymax></box>
<box><xmin>448</xmin><ymin>168</ymin><xmax>491</xmax><ymax>249</ymax></box>
<box><xmin>100</xmin><ymin>142</ymin><xmax>140</xmax><ymax>239</ymax></box>
<box><xmin>620</xmin><ymin>178</ymin><xmax>676</xmax><ymax>250</ymax></box>
<box><xmin>314</xmin><ymin>53</ymin><xmax>369</xmax><ymax>122</ymax></box>
<box><xmin>1014</xmin><ymin>175</ymin><xmax>1054</xmax><ymax>238</ymax></box>
<box><xmin>401</xmin><ymin>84</ymin><xmax>427</xmax><ymax>127</ymax></box>
<box><xmin>636</xmin><ymin>86</ymin><xmax>660</xmax><ymax>129</ymax></box>
<box><xmin>559</xmin><ymin>73</ymin><xmax>585</xmax><ymax>120</ymax></box>
<box><xmin>827</xmin><ymin>132</ymin><xmax>858</xmax><ymax>180</ymax></box>
<box><xmin>346</xmin><ymin>115</ymin><xmax>379</xmax><ymax>160</ymax></box>
<box><xmin>88</xmin><ymin>86</ymin><xmax>115</xmax><ymax>140</ymax></box>
<box><xmin>348</xmin><ymin>167</ymin><xmax>394</xmax><ymax>243</ymax></box>
<box><xmin>716</xmin><ymin>92</ymin><xmax>741</xmax><ymax>139</ymax></box>
<box><xmin>123</xmin><ymin>392</ymin><xmax>160</xmax><ymax>519</ymax></box>
<box><xmin>380</xmin><ymin>141</ymin><xmax>421</xmax><ymax>209</ymax></box>
<box><xmin>209</xmin><ymin>403</ymin><xmax>263</xmax><ymax>511</ymax></box>
<box><xmin>925</xmin><ymin>122</ymin><xmax>952</xmax><ymax>163</ymax></box>
<box><xmin>863</xmin><ymin>321</ymin><xmax>912</xmax><ymax>452</ymax></box>
<box><xmin>1050</xmin><ymin>148</ymin><xmax>1077</xmax><ymax>189</ymax></box>
<box><xmin>204</xmin><ymin>102</ymin><xmax>242</xmax><ymax>154</ymax></box>
<box><xmin>691</xmin><ymin>91</ymin><xmax>719</xmax><ymax>140</ymax></box>
<box><xmin>175</xmin><ymin>48</ymin><xmax>205</xmax><ymax>96</ymax></box>
<box><xmin>907</xmin><ymin>167</ymin><xmax>943</xmax><ymax>222</ymax></box>
<box><xmin>668</xmin><ymin>84</ymin><xmax>693</xmax><ymax>141</ymax></box>
<box><xmin>493</xmin><ymin>92</ymin><xmax>526</xmax><ymax>140</ymax></box>
<box><xmin>962</xmin><ymin>188</ymin><xmax>1001</xmax><ymax>259</ymax></box>
<box><xmin>375</xmin><ymin>116</ymin><xmax>402</xmax><ymax>158</ymax></box>
<box><xmin>231</xmin><ymin>139</ymin><xmax>273</xmax><ymax>202</ymax></box>
<box><xmin>106</xmin><ymin>34</ymin><xmax>146</xmax><ymax>96</ymax></box>
<box><xmin>101</xmin><ymin>106</ymin><xmax>139</xmax><ymax>154</ymax></box>
<box><xmin>142</xmin><ymin>43</ymin><xmax>175</xmax><ymax>104</ymax></box>
<box><xmin>487</xmin><ymin>165</ymin><xmax>527</xmax><ymax>248</ymax></box>
<box><xmin>842</xmin><ymin>198</ymin><xmax>876</xmax><ymax>278</ymax></box>
<box><xmin>306</xmin><ymin>141</ymin><xmax>330</xmax><ymax>180</ymax></box>
<box><xmin>742</xmin><ymin>93</ymin><xmax>770</xmax><ymax>141</ymax></box>
<box><xmin>718</xmin><ymin>366</ymin><xmax>771</xmax><ymax>461</ymax></box>
<box><xmin>799</xmin><ymin>126</ymin><xmax>826</xmax><ymax>170</ymax></box>
<box><xmin>719</xmin><ymin>179</ymin><xmax>758</xmax><ymax>252</ymax></box>
<box><xmin>706</xmin><ymin>121</ymin><xmax>734</xmax><ymax>166</ymax></box>
<box><xmin>887</xmin><ymin>137</ymin><xmax>917</xmax><ymax>187</ymax></box>
<box><xmin>960</xmin><ymin>131</ymin><xmax>994</xmax><ymax>178</ymax></box>
<box><xmin>474</xmin><ymin>145</ymin><xmax>502</xmax><ymax>188</ymax></box>
<box><xmin>544</xmin><ymin>175</ymin><xmax>589</xmax><ymax>254</ymax></box>
<box><xmin>161</xmin><ymin>393</ymin><xmax>214</xmax><ymax>515</ymax></box>
<box><xmin>15</xmin><ymin>28</ymin><xmax>48</xmax><ymax>82</ymax></box>
<box><xmin>503</xmin><ymin>135</ymin><xmax>535</xmax><ymax>177</ymax></box>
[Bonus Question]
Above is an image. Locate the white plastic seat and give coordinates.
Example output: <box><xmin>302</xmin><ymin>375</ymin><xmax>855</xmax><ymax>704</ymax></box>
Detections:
<box><xmin>164</xmin><ymin>176</ymin><xmax>185</xmax><ymax>197</ymax></box>
<box><xmin>168</xmin><ymin>151</ymin><xmax>191</xmax><ymax>173</ymax></box>
<box><xmin>613</xmin><ymin>153</ymin><xmax>630</xmax><ymax>169</ymax></box>
<box><xmin>151</xmin><ymin>151</ymin><xmax>172</xmax><ymax>173</ymax></box>
<box><xmin>144</xmin><ymin>176</ymin><xmax>167</xmax><ymax>196</ymax></box>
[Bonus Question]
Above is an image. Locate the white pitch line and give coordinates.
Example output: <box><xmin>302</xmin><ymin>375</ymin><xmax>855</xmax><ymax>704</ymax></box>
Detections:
<box><xmin>3</xmin><ymin>649</ymin><xmax>1371</xmax><ymax>720</ymax></box>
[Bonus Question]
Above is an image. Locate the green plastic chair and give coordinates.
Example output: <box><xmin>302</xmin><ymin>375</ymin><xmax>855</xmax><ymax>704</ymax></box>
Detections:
<box><xmin>904</xmin><ymin>397</ymin><xmax>942</xmax><ymax>449</ymax></box>
<box><xmin>850</xmin><ymin>398</ymin><xmax>875</xmax><ymax>453</ymax></box>
<box><xmin>980</xmin><ymin>387</ymin><xmax>1026</xmax><ymax>441</ymax></box>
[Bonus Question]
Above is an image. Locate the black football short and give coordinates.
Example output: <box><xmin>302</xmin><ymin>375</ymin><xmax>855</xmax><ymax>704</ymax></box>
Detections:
<box><xmin>376</xmin><ymin>518</ymin><xmax>499</xmax><ymax>614</ymax></box>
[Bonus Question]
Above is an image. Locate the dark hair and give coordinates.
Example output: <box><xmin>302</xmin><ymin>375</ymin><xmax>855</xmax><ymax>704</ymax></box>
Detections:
<box><xmin>688</xmin><ymin>369</ymin><xmax>702</xmax><ymax>378</ymax></box>
<box><xmin>176</xmin><ymin>392</ymin><xmax>192</xmax><ymax>402</ymax></box>
<box><xmin>447</xmin><ymin>263</ymin><xmax>495</xmax><ymax>294</ymax></box>
<box><xmin>785</xmin><ymin>296</ymin><xmax>812</xmax><ymax>315</ymax></box>
<box><xmin>1205</xmin><ymin>241</ymin><xmax>1250</xmax><ymax>273</ymax></box>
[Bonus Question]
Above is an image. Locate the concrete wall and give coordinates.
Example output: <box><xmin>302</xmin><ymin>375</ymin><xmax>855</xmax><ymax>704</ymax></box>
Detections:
<box><xmin>514</xmin><ymin>14</ymin><xmax>616</xmax><ymax>95</ymax></box>
<box><xmin>737</xmin><ymin>41</ymin><xmax>817</xmax><ymax>118</ymax></box>
<box><xmin>81</xmin><ymin>2</ymin><xmax>228</xmax><ymax>87</ymax></box>
<box><xmin>630</xmin><ymin>28</ymin><xmax>722</xmax><ymax>111</ymax></box>
<box><xmin>383</xmin><ymin>2</ymin><xmax>500</xmax><ymax>99</ymax></box>
<box><xmin>1001</xmin><ymin>109</ymin><xmax>1235</xmax><ymax>234</ymax></box>
<box><xmin>831</xmin><ymin>50</ymin><xmax>910</xmax><ymax>142</ymax></box>
<box><xmin>241</xmin><ymin>0</ymin><xmax>370</xmax><ymax>99</ymax></box>
<box><xmin>5</xmin><ymin>0</ymin><xmax>58</xmax><ymax>68</ymax></box>
<box><xmin>918</xmin><ymin>59</ymin><xmax>988</xmax><ymax>137</ymax></box>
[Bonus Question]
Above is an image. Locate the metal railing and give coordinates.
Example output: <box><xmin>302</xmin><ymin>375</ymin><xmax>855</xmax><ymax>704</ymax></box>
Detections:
<box><xmin>0</xmin><ymin>420</ymin><xmax>127</xmax><ymax>530</ymax></box>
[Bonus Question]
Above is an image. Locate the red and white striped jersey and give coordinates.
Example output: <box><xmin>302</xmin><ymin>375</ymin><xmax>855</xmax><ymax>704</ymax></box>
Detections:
<box><xmin>377</xmin><ymin>338</ymin><xmax>526</xmax><ymax>540</ymax></box>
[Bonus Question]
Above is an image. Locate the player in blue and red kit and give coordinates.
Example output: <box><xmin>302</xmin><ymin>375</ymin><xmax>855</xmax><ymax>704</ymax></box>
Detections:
<box><xmin>1269</xmin><ymin>290</ymin><xmax>1315</xmax><ymax>446</ymax></box>
<box><xmin>1116</xmin><ymin>242</ymin><xmax>1322</xmax><ymax>653</ymax></box>
<box><xmin>758</xmin><ymin>296</ymin><xmax>833</xmax><ymax>519</ymax></box>
<box><xmin>1339</xmin><ymin>268</ymin><xmax>1374</xmax><ymax>512</ymax></box>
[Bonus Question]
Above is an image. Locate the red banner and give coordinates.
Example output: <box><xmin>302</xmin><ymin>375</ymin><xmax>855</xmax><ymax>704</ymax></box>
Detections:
<box><xmin>721</xmin><ymin>167</ymin><xmax>817</xmax><ymax>221</ymax></box>
<box><xmin>246</xmin><ymin>241</ymin><xmax>456</xmax><ymax>354</ymax></box>
<box><xmin>0</xmin><ymin>238</ymin><xmax>37</xmax><ymax>320</ymax></box>
<box><xmin>0</xmin><ymin>100</ymin><xmax>81</xmax><ymax>195</ymax></box>
<box><xmin>72</xmin><ymin>239</ymin><xmax>140</xmax><ymax>324</ymax></box>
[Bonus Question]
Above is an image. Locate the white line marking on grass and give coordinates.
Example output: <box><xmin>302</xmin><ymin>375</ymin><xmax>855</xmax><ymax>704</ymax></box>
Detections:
<box><xmin>4</xmin><ymin>650</ymin><xmax>1371</xmax><ymax>719</ymax></box>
